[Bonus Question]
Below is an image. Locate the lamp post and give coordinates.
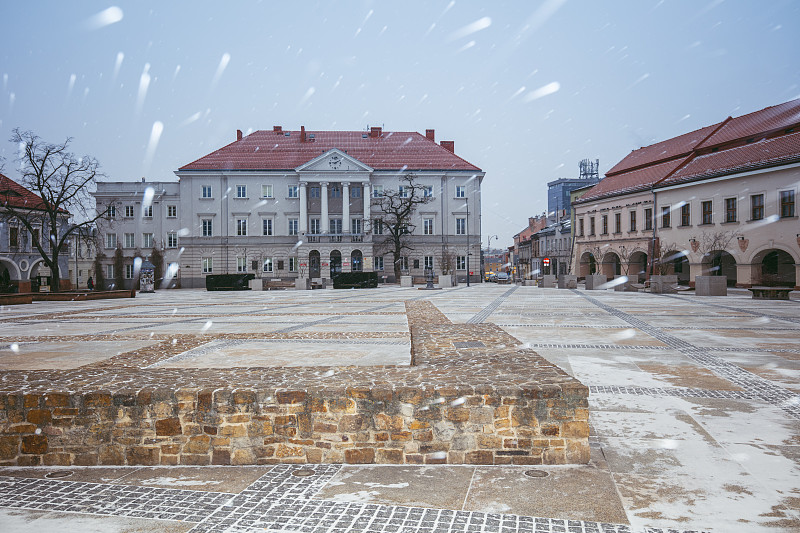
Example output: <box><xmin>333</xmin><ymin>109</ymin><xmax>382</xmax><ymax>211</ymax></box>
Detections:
<box><xmin>486</xmin><ymin>234</ymin><xmax>498</xmax><ymax>283</ymax></box>
<box><xmin>465</xmin><ymin>196</ymin><xmax>470</xmax><ymax>287</ymax></box>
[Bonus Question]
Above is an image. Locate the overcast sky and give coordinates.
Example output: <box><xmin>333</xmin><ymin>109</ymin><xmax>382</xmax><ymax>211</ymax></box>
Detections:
<box><xmin>1</xmin><ymin>1</ymin><xmax>798</xmax><ymax>247</ymax></box>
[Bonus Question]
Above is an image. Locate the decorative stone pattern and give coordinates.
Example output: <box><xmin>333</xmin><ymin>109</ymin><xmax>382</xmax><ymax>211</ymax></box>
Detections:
<box><xmin>0</xmin><ymin>299</ymin><xmax>589</xmax><ymax>467</ymax></box>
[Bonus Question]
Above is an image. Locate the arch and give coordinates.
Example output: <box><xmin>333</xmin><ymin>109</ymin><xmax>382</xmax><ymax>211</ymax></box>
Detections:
<box><xmin>329</xmin><ymin>250</ymin><xmax>342</xmax><ymax>276</ymax></box>
<box><xmin>662</xmin><ymin>249</ymin><xmax>690</xmax><ymax>285</ymax></box>
<box><xmin>309</xmin><ymin>250</ymin><xmax>321</xmax><ymax>278</ymax></box>
<box><xmin>628</xmin><ymin>251</ymin><xmax>648</xmax><ymax>283</ymax></box>
<box><xmin>0</xmin><ymin>257</ymin><xmax>22</xmax><ymax>280</ymax></box>
<box><xmin>601</xmin><ymin>252</ymin><xmax>620</xmax><ymax>277</ymax></box>
<box><xmin>701</xmin><ymin>250</ymin><xmax>737</xmax><ymax>286</ymax></box>
<box><xmin>759</xmin><ymin>249</ymin><xmax>795</xmax><ymax>287</ymax></box>
<box><xmin>351</xmin><ymin>249</ymin><xmax>363</xmax><ymax>272</ymax></box>
<box><xmin>579</xmin><ymin>251</ymin><xmax>596</xmax><ymax>278</ymax></box>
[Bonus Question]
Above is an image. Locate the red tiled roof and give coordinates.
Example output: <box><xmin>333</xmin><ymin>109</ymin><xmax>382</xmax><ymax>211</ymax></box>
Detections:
<box><xmin>660</xmin><ymin>131</ymin><xmax>800</xmax><ymax>187</ymax></box>
<box><xmin>606</xmin><ymin>122</ymin><xmax>723</xmax><ymax>176</ymax></box>
<box><xmin>179</xmin><ymin>130</ymin><xmax>482</xmax><ymax>172</ymax></box>
<box><xmin>577</xmin><ymin>158</ymin><xmax>687</xmax><ymax>203</ymax></box>
<box><xmin>0</xmin><ymin>173</ymin><xmax>51</xmax><ymax>212</ymax></box>
<box><xmin>696</xmin><ymin>98</ymin><xmax>800</xmax><ymax>148</ymax></box>
<box><xmin>577</xmin><ymin>98</ymin><xmax>800</xmax><ymax>204</ymax></box>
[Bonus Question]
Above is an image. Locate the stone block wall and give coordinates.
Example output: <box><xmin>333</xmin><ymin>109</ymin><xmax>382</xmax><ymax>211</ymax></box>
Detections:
<box><xmin>0</xmin><ymin>384</ymin><xmax>588</xmax><ymax>467</ymax></box>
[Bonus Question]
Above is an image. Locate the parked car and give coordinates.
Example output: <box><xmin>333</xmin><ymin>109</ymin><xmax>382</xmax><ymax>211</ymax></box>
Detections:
<box><xmin>495</xmin><ymin>272</ymin><xmax>510</xmax><ymax>284</ymax></box>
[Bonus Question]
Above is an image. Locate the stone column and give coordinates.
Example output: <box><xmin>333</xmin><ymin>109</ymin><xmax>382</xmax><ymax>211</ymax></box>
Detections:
<box><xmin>299</xmin><ymin>182</ymin><xmax>308</xmax><ymax>234</ymax></box>
<box><xmin>363</xmin><ymin>183</ymin><xmax>371</xmax><ymax>225</ymax></box>
<box><xmin>736</xmin><ymin>263</ymin><xmax>754</xmax><ymax>288</ymax></box>
<box><xmin>688</xmin><ymin>261</ymin><xmax>704</xmax><ymax>288</ymax></box>
<box><xmin>320</xmin><ymin>182</ymin><xmax>329</xmax><ymax>233</ymax></box>
<box><xmin>342</xmin><ymin>182</ymin><xmax>350</xmax><ymax>234</ymax></box>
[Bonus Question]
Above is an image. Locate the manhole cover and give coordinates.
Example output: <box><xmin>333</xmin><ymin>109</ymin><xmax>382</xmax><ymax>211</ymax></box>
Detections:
<box><xmin>45</xmin><ymin>471</ymin><xmax>74</xmax><ymax>479</ymax></box>
<box><xmin>453</xmin><ymin>341</ymin><xmax>485</xmax><ymax>349</ymax></box>
<box><xmin>291</xmin><ymin>469</ymin><xmax>316</xmax><ymax>477</ymax></box>
<box><xmin>524</xmin><ymin>469</ymin><xmax>549</xmax><ymax>478</ymax></box>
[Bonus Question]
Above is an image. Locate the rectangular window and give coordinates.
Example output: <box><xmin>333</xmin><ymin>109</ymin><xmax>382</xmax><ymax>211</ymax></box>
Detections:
<box><xmin>330</xmin><ymin>219</ymin><xmax>342</xmax><ymax>234</ymax></box>
<box><xmin>310</xmin><ymin>187</ymin><xmax>320</xmax><ymax>198</ymax></box>
<box><xmin>423</xmin><ymin>218</ymin><xmax>434</xmax><ymax>235</ymax></box>
<box><xmin>288</xmin><ymin>185</ymin><xmax>299</xmax><ymax>198</ymax></box>
<box><xmin>455</xmin><ymin>217</ymin><xmax>466</xmax><ymax>235</ymax></box>
<box><xmin>202</xmin><ymin>185</ymin><xmax>212</xmax><ymax>198</ymax></box>
<box><xmin>263</xmin><ymin>258</ymin><xmax>273</xmax><ymax>272</ymax></box>
<box><xmin>142</xmin><ymin>233</ymin><xmax>153</xmax><ymax>248</ymax></box>
<box><xmin>724</xmin><ymin>198</ymin><xmax>737</xmax><ymax>223</ymax></box>
<box><xmin>424</xmin><ymin>256</ymin><xmax>434</xmax><ymax>269</ymax></box>
<box><xmin>106</xmin><ymin>264</ymin><xmax>114</xmax><ymax>280</ymax></box>
<box><xmin>125</xmin><ymin>264</ymin><xmax>134</xmax><ymax>279</ymax></box>
<box><xmin>331</xmin><ymin>186</ymin><xmax>341</xmax><ymax>198</ymax></box>
<box><xmin>589</xmin><ymin>217</ymin><xmax>596</xmax><ymax>235</ymax></box>
<box><xmin>167</xmin><ymin>232</ymin><xmax>177</xmax><ymax>248</ymax></box>
<box><xmin>236</xmin><ymin>218</ymin><xmax>248</xmax><ymax>236</ymax></box>
<box><xmin>125</xmin><ymin>205</ymin><xmax>134</xmax><ymax>217</ymax></box>
<box><xmin>614</xmin><ymin>213</ymin><xmax>621</xmax><ymax>234</ymax></box>
<box><xmin>106</xmin><ymin>233</ymin><xmax>117</xmax><ymax>249</ymax></box>
<box><xmin>423</xmin><ymin>186</ymin><xmax>433</xmax><ymax>198</ymax></box>
<box><xmin>578</xmin><ymin>218</ymin><xmax>585</xmax><ymax>236</ymax></box>
<box><xmin>375</xmin><ymin>256</ymin><xmax>384</xmax><ymax>270</ymax></box>
<box><xmin>289</xmin><ymin>257</ymin><xmax>297</xmax><ymax>272</ymax></box>
<box><xmin>601</xmin><ymin>215</ymin><xmax>608</xmax><ymax>234</ymax></box>
<box><xmin>351</xmin><ymin>187</ymin><xmax>361</xmax><ymax>198</ymax></box>
<box><xmin>780</xmin><ymin>190</ymin><xmax>796</xmax><ymax>218</ymax></box>
<box><xmin>142</xmin><ymin>205</ymin><xmax>153</xmax><ymax>218</ymax></box>
<box><xmin>629</xmin><ymin>211</ymin><xmax>636</xmax><ymax>232</ymax></box>
<box><xmin>107</xmin><ymin>205</ymin><xmax>116</xmax><ymax>218</ymax></box>
<box><xmin>398</xmin><ymin>186</ymin><xmax>408</xmax><ymax>198</ymax></box>
<box><xmin>456</xmin><ymin>255</ymin><xmax>466</xmax><ymax>270</ymax></box>
<box><xmin>400</xmin><ymin>257</ymin><xmax>409</xmax><ymax>270</ymax></box>
<box><xmin>644</xmin><ymin>208</ymin><xmax>653</xmax><ymax>230</ymax></box>
<box><xmin>680</xmin><ymin>204</ymin><xmax>691</xmax><ymax>226</ymax></box>
<box><xmin>9</xmin><ymin>226</ymin><xmax>18</xmax><ymax>248</ymax></box>
<box><xmin>262</xmin><ymin>219</ymin><xmax>273</xmax><ymax>236</ymax></box>
<box><xmin>310</xmin><ymin>218</ymin><xmax>320</xmax><ymax>234</ymax></box>
<box><xmin>455</xmin><ymin>185</ymin><xmax>465</xmax><ymax>198</ymax></box>
<box><xmin>751</xmin><ymin>194</ymin><xmax>764</xmax><ymax>220</ymax></box>
<box><xmin>236</xmin><ymin>185</ymin><xmax>247</xmax><ymax>198</ymax></box>
<box><xmin>288</xmin><ymin>218</ymin><xmax>299</xmax><ymax>235</ymax></box>
<box><xmin>702</xmin><ymin>200</ymin><xmax>713</xmax><ymax>224</ymax></box>
<box><xmin>351</xmin><ymin>218</ymin><xmax>362</xmax><ymax>234</ymax></box>
<box><xmin>661</xmin><ymin>207</ymin><xmax>671</xmax><ymax>228</ymax></box>
<box><xmin>373</xmin><ymin>219</ymin><xmax>384</xmax><ymax>235</ymax></box>
<box><xmin>124</xmin><ymin>233</ymin><xmax>135</xmax><ymax>248</ymax></box>
<box><xmin>262</xmin><ymin>184</ymin><xmax>273</xmax><ymax>198</ymax></box>
<box><xmin>202</xmin><ymin>219</ymin><xmax>213</xmax><ymax>237</ymax></box>
<box><xmin>237</xmin><ymin>257</ymin><xmax>247</xmax><ymax>273</ymax></box>
<box><xmin>202</xmin><ymin>257</ymin><xmax>213</xmax><ymax>273</ymax></box>
<box><xmin>372</xmin><ymin>185</ymin><xmax>384</xmax><ymax>198</ymax></box>
<box><xmin>167</xmin><ymin>205</ymin><xmax>177</xmax><ymax>217</ymax></box>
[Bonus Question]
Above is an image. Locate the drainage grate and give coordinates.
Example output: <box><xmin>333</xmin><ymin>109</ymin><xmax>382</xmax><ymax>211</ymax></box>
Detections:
<box><xmin>524</xmin><ymin>469</ymin><xmax>549</xmax><ymax>478</ymax></box>
<box><xmin>291</xmin><ymin>469</ymin><xmax>316</xmax><ymax>477</ymax></box>
<box><xmin>453</xmin><ymin>341</ymin><xmax>485</xmax><ymax>349</ymax></box>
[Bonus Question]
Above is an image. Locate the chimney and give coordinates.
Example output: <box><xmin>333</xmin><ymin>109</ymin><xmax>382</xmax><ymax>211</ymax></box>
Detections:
<box><xmin>425</xmin><ymin>129</ymin><xmax>435</xmax><ymax>141</ymax></box>
<box><xmin>300</xmin><ymin>125</ymin><xmax>306</xmax><ymax>142</ymax></box>
<box><xmin>273</xmin><ymin>125</ymin><xmax>283</xmax><ymax>135</ymax></box>
<box><xmin>369</xmin><ymin>126</ymin><xmax>382</xmax><ymax>138</ymax></box>
<box><xmin>440</xmin><ymin>140</ymin><xmax>454</xmax><ymax>153</ymax></box>
<box><xmin>236</xmin><ymin>129</ymin><xmax>243</xmax><ymax>141</ymax></box>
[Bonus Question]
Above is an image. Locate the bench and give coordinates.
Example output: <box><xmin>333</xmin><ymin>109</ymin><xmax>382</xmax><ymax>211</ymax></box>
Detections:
<box><xmin>265</xmin><ymin>278</ymin><xmax>295</xmax><ymax>290</ymax></box>
<box><xmin>748</xmin><ymin>287</ymin><xmax>792</xmax><ymax>300</ymax></box>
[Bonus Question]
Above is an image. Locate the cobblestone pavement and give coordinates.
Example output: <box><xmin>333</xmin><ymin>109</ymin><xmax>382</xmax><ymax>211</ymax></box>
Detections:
<box><xmin>1</xmin><ymin>285</ymin><xmax>799</xmax><ymax>532</ymax></box>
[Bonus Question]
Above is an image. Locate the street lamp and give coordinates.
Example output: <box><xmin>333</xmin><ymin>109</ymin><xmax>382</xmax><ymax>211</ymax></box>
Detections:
<box><xmin>465</xmin><ymin>196</ymin><xmax>470</xmax><ymax>287</ymax></box>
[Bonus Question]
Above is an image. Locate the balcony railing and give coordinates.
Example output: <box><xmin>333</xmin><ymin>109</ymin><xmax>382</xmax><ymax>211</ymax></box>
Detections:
<box><xmin>302</xmin><ymin>233</ymin><xmax>368</xmax><ymax>244</ymax></box>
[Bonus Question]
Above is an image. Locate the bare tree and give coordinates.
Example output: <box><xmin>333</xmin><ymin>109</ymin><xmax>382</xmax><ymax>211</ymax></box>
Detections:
<box><xmin>2</xmin><ymin>129</ymin><xmax>109</xmax><ymax>292</ymax></box>
<box><xmin>371</xmin><ymin>174</ymin><xmax>433</xmax><ymax>280</ymax></box>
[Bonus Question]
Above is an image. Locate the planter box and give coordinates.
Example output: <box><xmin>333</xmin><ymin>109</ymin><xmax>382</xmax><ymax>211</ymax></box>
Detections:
<box><xmin>558</xmin><ymin>275</ymin><xmax>577</xmax><ymax>289</ymax></box>
<box><xmin>439</xmin><ymin>275</ymin><xmax>454</xmax><ymax>288</ymax></box>
<box><xmin>650</xmin><ymin>275</ymin><xmax>678</xmax><ymax>294</ymax></box>
<box><xmin>295</xmin><ymin>278</ymin><xmax>311</xmax><ymax>290</ymax></box>
<box><xmin>523</xmin><ymin>279</ymin><xmax>535</xmax><ymax>286</ymax></box>
<box><xmin>584</xmin><ymin>274</ymin><xmax>607</xmax><ymax>290</ymax></box>
<box><xmin>400</xmin><ymin>276</ymin><xmax>413</xmax><ymax>287</ymax></box>
<box><xmin>541</xmin><ymin>275</ymin><xmax>557</xmax><ymax>288</ymax></box>
<box><xmin>695</xmin><ymin>275</ymin><xmax>727</xmax><ymax>296</ymax></box>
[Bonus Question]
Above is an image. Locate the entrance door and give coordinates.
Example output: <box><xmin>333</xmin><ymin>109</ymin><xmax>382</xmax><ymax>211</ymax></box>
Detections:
<box><xmin>330</xmin><ymin>250</ymin><xmax>342</xmax><ymax>276</ymax></box>
<box><xmin>309</xmin><ymin>250</ymin><xmax>321</xmax><ymax>278</ymax></box>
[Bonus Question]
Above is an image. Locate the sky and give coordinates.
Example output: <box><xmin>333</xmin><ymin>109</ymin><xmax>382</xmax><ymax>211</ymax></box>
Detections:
<box><xmin>1</xmin><ymin>1</ymin><xmax>798</xmax><ymax>248</ymax></box>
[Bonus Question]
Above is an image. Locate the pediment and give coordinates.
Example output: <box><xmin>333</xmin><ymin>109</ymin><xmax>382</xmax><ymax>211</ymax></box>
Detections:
<box><xmin>296</xmin><ymin>149</ymin><xmax>373</xmax><ymax>173</ymax></box>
